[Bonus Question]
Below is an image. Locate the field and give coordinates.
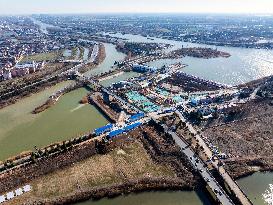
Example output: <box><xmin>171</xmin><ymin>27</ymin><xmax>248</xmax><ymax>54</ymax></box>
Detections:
<box><xmin>6</xmin><ymin>140</ymin><xmax>176</xmax><ymax>204</ymax></box>
<box><xmin>21</xmin><ymin>51</ymin><xmax>63</xmax><ymax>62</ymax></box>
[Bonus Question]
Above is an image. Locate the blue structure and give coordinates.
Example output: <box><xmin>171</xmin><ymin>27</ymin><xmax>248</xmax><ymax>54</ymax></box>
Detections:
<box><xmin>190</xmin><ymin>98</ymin><xmax>199</xmax><ymax>106</ymax></box>
<box><xmin>163</xmin><ymin>108</ymin><xmax>176</xmax><ymax>114</ymax></box>
<box><xmin>128</xmin><ymin>113</ymin><xmax>145</xmax><ymax>122</ymax></box>
<box><xmin>108</xmin><ymin>129</ymin><xmax>125</xmax><ymax>139</ymax></box>
<box><xmin>124</xmin><ymin>122</ymin><xmax>142</xmax><ymax>132</ymax></box>
<box><xmin>94</xmin><ymin>124</ymin><xmax>113</xmax><ymax>136</ymax></box>
<box><xmin>132</xmin><ymin>64</ymin><xmax>157</xmax><ymax>73</ymax></box>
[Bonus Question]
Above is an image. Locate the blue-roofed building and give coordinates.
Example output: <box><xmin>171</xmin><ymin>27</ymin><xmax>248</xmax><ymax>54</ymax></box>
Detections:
<box><xmin>94</xmin><ymin>124</ymin><xmax>113</xmax><ymax>136</ymax></box>
<box><xmin>132</xmin><ymin>64</ymin><xmax>158</xmax><ymax>73</ymax></box>
<box><xmin>108</xmin><ymin>129</ymin><xmax>124</xmax><ymax>139</ymax></box>
<box><xmin>190</xmin><ymin>98</ymin><xmax>200</xmax><ymax>106</ymax></box>
<box><xmin>124</xmin><ymin>122</ymin><xmax>142</xmax><ymax>132</ymax></box>
<box><xmin>128</xmin><ymin>113</ymin><xmax>145</xmax><ymax>122</ymax></box>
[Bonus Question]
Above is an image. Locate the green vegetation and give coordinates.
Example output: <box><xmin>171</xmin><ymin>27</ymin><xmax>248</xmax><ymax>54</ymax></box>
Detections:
<box><xmin>21</xmin><ymin>50</ymin><xmax>63</xmax><ymax>62</ymax></box>
<box><xmin>79</xmin><ymin>47</ymin><xmax>85</xmax><ymax>60</ymax></box>
<box><xmin>69</xmin><ymin>47</ymin><xmax>79</xmax><ymax>60</ymax></box>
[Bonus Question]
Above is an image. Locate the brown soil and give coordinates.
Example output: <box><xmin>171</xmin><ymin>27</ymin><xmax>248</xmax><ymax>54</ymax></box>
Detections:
<box><xmin>79</xmin><ymin>96</ymin><xmax>89</xmax><ymax>104</ymax></box>
<box><xmin>201</xmin><ymin>98</ymin><xmax>273</xmax><ymax>178</ymax></box>
<box><xmin>31</xmin><ymin>99</ymin><xmax>55</xmax><ymax>114</ymax></box>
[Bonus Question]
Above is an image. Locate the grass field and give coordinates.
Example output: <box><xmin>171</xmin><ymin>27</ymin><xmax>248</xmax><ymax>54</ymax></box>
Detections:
<box><xmin>21</xmin><ymin>51</ymin><xmax>63</xmax><ymax>62</ymax></box>
<box><xmin>7</xmin><ymin>140</ymin><xmax>176</xmax><ymax>204</ymax></box>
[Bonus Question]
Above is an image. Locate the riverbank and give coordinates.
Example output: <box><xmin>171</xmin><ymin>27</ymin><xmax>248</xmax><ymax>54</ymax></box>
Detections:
<box><xmin>32</xmin><ymin>83</ymin><xmax>82</xmax><ymax>114</ymax></box>
<box><xmin>0</xmin><ymin>86</ymin><xmax>108</xmax><ymax>162</ymax></box>
<box><xmin>78</xmin><ymin>44</ymin><xmax>106</xmax><ymax>74</ymax></box>
<box><xmin>90</xmin><ymin>92</ymin><xmax>119</xmax><ymax>122</ymax></box>
<box><xmin>201</xmin><ymin>98</ymin><xmax>273</xmax><ymax>179</ymax></box>
<box><xmin>0</xmin><ymin>62</ymin><xmax>74</xmax><ymax>110</ymax></box>
<box><xmin>0</xmin><ymin>43</ymin><xmax>106</xmax><ymax>111</ymax></box>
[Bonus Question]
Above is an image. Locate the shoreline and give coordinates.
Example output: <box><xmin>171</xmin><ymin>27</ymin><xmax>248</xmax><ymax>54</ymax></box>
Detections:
<box><xmin>31</xmin><ymin>83</ymin><xmax>83</xmax><ymax>114</ymax></box>
<box><xmin>26</xmin><ymin>178</ymin><xmax>192</xmax><ymax>205</ymax></box>
<box><xmin>0</xmin><ymin>76</ymin><xmax>67</xmax><ymax>110</ymax></box>
<box><xmin>0</xmin><ymin>113</ymin><xmax>272</xmax><ymax>204</ymax></box>
<box><xmin>0</xmin><ymin>124</ymin><xmax>198</xmax><ymax>204</ymax></box>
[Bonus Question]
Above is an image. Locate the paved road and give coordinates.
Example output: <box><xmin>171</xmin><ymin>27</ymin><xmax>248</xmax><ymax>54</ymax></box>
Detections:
<box><xmin>159</xmin><ymin>123</ymin><xmax>234</xmax><ymax>205</ymax></box>
<box><xmin>175</xmin><ymin>111</ymin><xmax>253</xmax><ymax>205</ymax></box>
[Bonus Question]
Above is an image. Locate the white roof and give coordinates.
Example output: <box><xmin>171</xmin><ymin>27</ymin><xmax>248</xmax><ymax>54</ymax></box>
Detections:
<box><xmin>15</xmin><ymin>188</ymin><xmax>23</xmax><ymax>196</ymax></box>
<box><xmin>0</xmin><ymin>195</ymin><xmax>5</xmax><ymax>203</ymax></box>
<box><xmin>6</xmin><ymin>191</ymin><xmax>15</xmax><ymax>200</ymax></box>
<box><xmin>23</xmin><ymin>185</ymin><xmax>31</xmax><ymax>192</ymax></box>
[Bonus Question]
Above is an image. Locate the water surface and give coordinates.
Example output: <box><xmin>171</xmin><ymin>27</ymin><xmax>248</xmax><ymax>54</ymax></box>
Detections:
<box><xmin>237</xmin><ymin>172</ymin><xmax>273</xmax><ymax>205</ymax></box>
<box><xmin>75</xmin><ymin>190</ymin><xmax>212</xmax><ymax>205</ymax></box>
<box><xmin>106</xmin><ymin>33</ymin><xmax>273</xmax><ymax>85</ymax></box>
<box><xmin>0</xmin><ymin>84</ymin><xmax>108</xmax><ymax>160</ymax></box>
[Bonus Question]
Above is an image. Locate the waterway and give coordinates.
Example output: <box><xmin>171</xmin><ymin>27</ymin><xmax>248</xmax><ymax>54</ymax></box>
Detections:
<box><xmin>30</xmin><ymin>17</ymin><xmax>59</xmax><ymax>34</ymax></box>
<box><xmin>72</xmin><ymin>172</ymin><xmax>273</xmax><ymax>205</ymax></box>
<box><xmin>83</xmin><ymin>47</ymin><xmax>90</xmax><ymax>61</ymax></box>
<box><xmin>237</xmin><ymin>172</ymin><xmax>273</xmax><ymax>205</ymax></box>
<box><xmin>105</xmin><ymin>32</ymin><xmax>273</xmax><ymax>86</ymax></box>
<box><xmin>76</xmin><ymin>33</ymin><xmax>273</xmax><ymax>205</ymax></box>
<box><xmin>0</xmin><ymin>82</ymin><xmax>108</xmax><ymax>161</ymax></box>
<box><xmin>75</xmin><ymin>190</ymin><xmax>212</xmax><ymax>205</ymax></box>
<box><xmin>85</xmin><ymin>43</ymin><xmax>126</xmax><ymax>76</ymax></box>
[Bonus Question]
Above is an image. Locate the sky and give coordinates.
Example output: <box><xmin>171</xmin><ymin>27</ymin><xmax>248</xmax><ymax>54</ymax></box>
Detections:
<box><xmin>0</xmin><ymin>0</ymin><xmax>273</xmax><ymax>15</ymax></box>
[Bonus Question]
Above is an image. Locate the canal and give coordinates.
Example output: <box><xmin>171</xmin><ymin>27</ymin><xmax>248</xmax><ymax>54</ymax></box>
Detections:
<box><xmin>75</xmin><ymin>190</ymin><xmax>212</xmax><ymax>205</ymax></box>
<box><xmin>0</xmin><ymin>83</ymin><xmax>108</xmax><ymax>161</ymax></box>
<box><xmin>0</xmin><ymin>42</ymin><xmax>126</xmax><ymax>161</ymax></box>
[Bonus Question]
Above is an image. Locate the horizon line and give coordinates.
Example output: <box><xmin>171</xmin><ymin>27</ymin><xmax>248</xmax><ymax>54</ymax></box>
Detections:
<box><xmin>1</xmin><ymin>11</ymin><xmax>273</xmax><ymax>16</ymax></box>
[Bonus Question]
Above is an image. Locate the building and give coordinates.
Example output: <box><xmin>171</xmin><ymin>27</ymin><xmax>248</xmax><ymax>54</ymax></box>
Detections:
<box><xmin>132</xmin><ymin>64</ymin><xmax>158</xmax><ymax>73</ymax></box>
<box><xmin>0</xmin><ymin>61</ymin><xmax>45</xmax><ymax>81</ymax></box>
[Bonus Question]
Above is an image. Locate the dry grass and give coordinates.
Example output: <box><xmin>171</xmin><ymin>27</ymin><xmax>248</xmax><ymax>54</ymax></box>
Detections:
<box><xmin>202</xmin><ymin>100</ymin><xmax>273</xmax><ymax>159</ymax></box>
<box><xmin>6</xmin><ymin>140</ymin><xmax>175</xmax><ymax>204</ymax></box>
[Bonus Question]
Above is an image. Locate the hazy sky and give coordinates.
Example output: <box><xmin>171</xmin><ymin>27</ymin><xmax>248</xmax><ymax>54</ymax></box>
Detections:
<box><xmin>0</xmin><ymin>0</ymin><xmax>273</xmax><ymax>15</ymax></box>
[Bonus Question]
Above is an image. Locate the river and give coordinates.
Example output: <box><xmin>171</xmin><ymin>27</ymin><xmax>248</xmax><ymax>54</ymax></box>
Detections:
<box><xmin>0</xmin><ymin>42</ymin><xmax>127</xmax><ymax>161</ymax></box>
<box><xmin>0</xmin><ymin>82</ymin><xmax>108</xmax><ymax>161</ymax></box>
<box><xmin>75</xmin><ymin>190</ymin><xmax>212</xmax><ymax>205</ymax></box>
<box><xmin>105</xmin><ymin>32</ymin><xmax>273</xmax><ymax>86</ymax></box>
<box><xmin>78</xmin><ymin>33</ymin><xmax>273</xmax><ymax>205</ymax></box>
<box><xmin>30</xmin><ymin>17</ymin><xmax>59</xmax><ymax>34</ymax></box>
<box><xmin>74</xmin><ymin>172</ymin><xmax>273</xmax><ymax>205</ymax></box>
<box><xmin>85</xmin><ymin>43</ymin><xmax>126</xmax><ymax>76</ymax></box>
<box><xmin>237</xmin><ymin>172</ymin><xmax>273</xmax><ymax>205</ymax></box>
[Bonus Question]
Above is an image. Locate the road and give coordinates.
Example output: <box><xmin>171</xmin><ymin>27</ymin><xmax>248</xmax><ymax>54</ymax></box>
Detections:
<box><xmin>159</xmin><ymin>123</ymin><xmax>235</xmax><ymax>205</ymax></box>
<box><xmin>175</xmin><ymin>111</ymin><xmax>253</xmax><ymax>205</ymax></box>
